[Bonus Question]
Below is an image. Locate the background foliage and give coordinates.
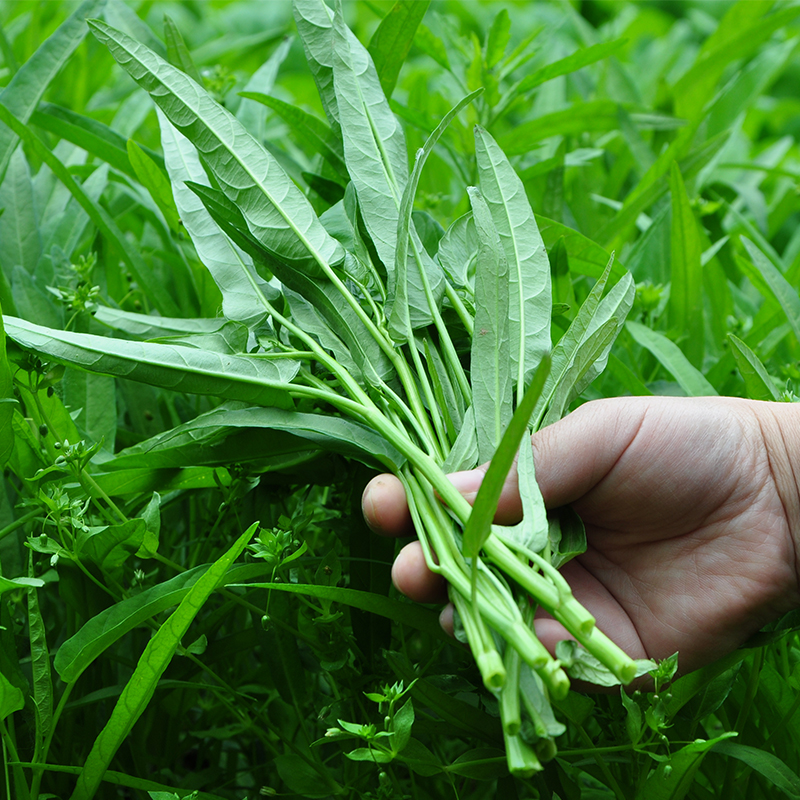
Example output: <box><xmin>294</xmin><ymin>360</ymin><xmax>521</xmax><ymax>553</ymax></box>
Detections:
<box><xmin>3</xmin><ymin>0</ymin><xmax>800</xmax><ymax>798</ymax></box>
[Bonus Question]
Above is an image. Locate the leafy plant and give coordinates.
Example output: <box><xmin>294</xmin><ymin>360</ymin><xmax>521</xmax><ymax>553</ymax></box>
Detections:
<box><xmin>4</xmin><ymin>1</ymin><xmax>800</xmax><ymax>798</ymax></box>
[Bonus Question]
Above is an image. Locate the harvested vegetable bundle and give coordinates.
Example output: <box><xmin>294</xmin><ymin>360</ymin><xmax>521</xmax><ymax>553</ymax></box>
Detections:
<box><xmin>3</xmin><ymin>0</ymin><xmax>652</xmax><ymax>775</ymax></box>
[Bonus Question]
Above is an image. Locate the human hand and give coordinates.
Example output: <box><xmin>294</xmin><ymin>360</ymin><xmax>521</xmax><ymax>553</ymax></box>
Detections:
<box><xmin>362</xmin><ymin>396</ymin><xmax>800</xmax><ymax>674</ymax></box>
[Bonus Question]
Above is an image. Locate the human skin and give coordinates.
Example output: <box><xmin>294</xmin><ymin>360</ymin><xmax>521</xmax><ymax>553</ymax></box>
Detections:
<box><xmin>361</xmin><ymin>396</ymin><xmax>800</xmax><ymax>675</ymax></box>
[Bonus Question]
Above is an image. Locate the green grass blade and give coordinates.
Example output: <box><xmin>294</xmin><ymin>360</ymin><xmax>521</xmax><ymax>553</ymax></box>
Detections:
<box><xmin>740</xmin><ymin>236</ymin><xmax>800</xmax><ymax>345</ymax></box>
<box><xmin>495</xmin><ymin>38</ymin><xmax>627</xmax><ymax>122</ymax></box>
<box><xmin>126</xmin><ymin>139</ymin><xmax>181</xmax><ymax>235</ymax></box>
<box><xmin>31</xmin><ymin>104</ymin><xmax>141</xmax><ymax>179</ymax></box>
<box><xmin>475</xmin><ymin>126</ymin><xmax>551</xmax><ymax>395</ymax></box>
<box><xmin>626</xmin><ymin>320</ymin><xmax>717</xmax><ymax>396</ymax></box>
<box><xmin>237</xmin><ymin>582</ymin><xmax>446</xmax><ymax>641</ymax></box>
<box><xmin>463</xmin><ymin>355</ymin><xmax>551</xmax><ymax>558</ymax></box>
<box><xmin>669</xmin><ymin>162</ymin><xmax>703</xmax><ymax>367</ymax></box>
<box><xmin>89</xmin><ymin>19</ymin><xmax>344</xmax><ymax>277</ymax></box>
<box><xmin>0</xmin><ymin>0</ymin><xmax>104</xmax><ymax>182</ymax></box>
<box><xmin>728</xmin><ymin>334</ymin><xmax>780</xmax><ymax>402</ymax></box>
<box><xmin>0</xmin><ymin>308</ymin><xmax>14</xmax><ymax>468</ymax></box>
<box><xmin>69</xmin><ymin>523</ymin><xmax>257</xmax><ymax>800</ymax></box>
<box><xmin>0</xmin><ymin>102</ymin><xmax>181</xmax><ymax>317</ymax></box>
<box><xmin>163</xmin><ymin>13</ymin><xmax>203</xmax><ymax>85</ymax></box>
<box><xmin>368</xmin><ymin>0</ymin><xmax>431</xmax><ymax>99</ymax></box>
<box><xmin>4</xmin><ymin>316</ymin><xmax>299</xmax><ymax>410</ymax></box>
<box><xmin>469</xmin><ymin>186</ymin><xmax>511</xmax><ymax>462</ymax></box>
<box><xmin>238</xmin><ymin>91</ymin><xmax>348</xmax><ymax>178</ymax></box>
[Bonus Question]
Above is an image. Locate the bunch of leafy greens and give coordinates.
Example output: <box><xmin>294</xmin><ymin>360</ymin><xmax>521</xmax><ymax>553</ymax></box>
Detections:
<box><xmin>1</xmin><ymin>0</ymin><xmax>651</xmax><ymax>778</ymax></box>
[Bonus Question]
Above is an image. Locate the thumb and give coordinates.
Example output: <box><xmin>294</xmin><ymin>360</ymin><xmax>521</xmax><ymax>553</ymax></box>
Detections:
<box><xmin>531</xmin><ymin>396</ymin><xmax>649</xmax><ymax>508</ymax></box>
<box><xmin>447</xmin><ymin>397</ymin><xmax>648</xmax><ymax>521</ymax></box>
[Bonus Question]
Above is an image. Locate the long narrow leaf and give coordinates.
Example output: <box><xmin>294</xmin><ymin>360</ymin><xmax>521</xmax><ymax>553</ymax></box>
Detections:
<box><xmin>89</xmin><ymin>19</ymin><xmax>344</xmax><ymax>276</ymax></box>
<box><xmin>475</xmin><ymin>126</ymin><xmax>551</xmax><ymax>393</ymax></box>
<box><xmin>626</xmin><ymin>320</ymin><xmax>717</xmax><ymax>396</ymax></box>
<box><xmin>462</xmin><ymin>356</ymin><xmax>550</xmax><ymax>558</ymax></box>
<box><xmin>4</xmin><ymin>316</ymin><xmax>299</xmax><ymax>410</ymax></box>
<box><xmin>0</xmin><ymin>0</ymin><xmax>104</xmax><ymax>181</ymax></box>
<box><xmin>70</xmin><ymin>524</ymin><xmax>257</xmax><ymax>800</ymax></box>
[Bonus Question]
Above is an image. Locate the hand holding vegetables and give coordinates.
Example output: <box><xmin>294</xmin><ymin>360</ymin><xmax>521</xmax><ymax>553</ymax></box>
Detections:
<box><xmin>363</xmin><ymin>396</ymin><xmax>800</xmax><ymax>675</ymax></box>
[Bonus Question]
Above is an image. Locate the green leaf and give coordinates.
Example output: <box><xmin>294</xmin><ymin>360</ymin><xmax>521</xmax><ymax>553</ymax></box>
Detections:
<box><xmin>495</xmin><ymin>424</ymin><xmax>548</xmax><ymax>554</ymax></box>
<box><xmin>75</xmin><ymin>519</ymin><xmax>146</xmax><ymax>575</ymax></box>
<box><xmin>635</xmin><ymin>734</ymin><xmax>737</xmax><ymax>800</ymax></box>
<box><xmin>4</xmin><ymin>316</ymin><xmax>299</xmax><ymax>410</ymax></box>
<box><xmin>330</xmin><ymin>0</ymin><xmax>408</xmax><ymax>269</ymax></box>
<box><xmin>533</xmin><ymin>260</ymin><xmax>634</xmax><ymax>428</ymax></box>
<box><xmin>105</xmin><ymin>402</ymin><xmax>406</xmax><ymax>473</ymax></box>
<box><xmin>475</xmin><ymin>126</ymin><xmax>551</xmax><ymax>393</ymax></box>
<box><xmin>496</xmin><ymin>38</ymin><xmax>627</xmax><ymax>121</ymax></box>
<box><xmin>236</xmin><ymin>37</ymin><xmax>292</xmax><ymax>142</ymax></box>
<box><xmin>292</xmin><ymin>0</ymin><xmax>341</xmax><ymax>128</ymax></box>
<box><xmin>484</xmin><ymin>8</ymin><xmax>511</xmax><ymax>69</ymax></box>
<box><xmin>368</xmin><ymin>0</ymin><xmax>431</xmax><ymax>98</ymax></box>
<box><xmin>127</xmin><ymin>139</ymin><xmax>181</xmax><ymax>235</ymax></box>
<box><xmin>70</xmin><ymin>524</ymin><xmax>257</xmax><ymax>800</ymax></box>
<box><xmin>89</xmin><ymin>19</ymin><xmax>344</xmax><ymax>276</ymax></box>
<box><xmin>0</xmin><ymin>147</ymin><xmax>41</xmax><ymax>276</ymax></box>
<box><xmin>548</xmin><ymin>506</ymin><xmax>587</xmax><ymax>570</ymax></box>
<box><xmin>469</xmin><ymin>186</ymin><xmax>511</xmax><ymax>462</ymax></box>
<box><xmin>556</xmin><ymin>640</ymin><xmax>654</xmax><ymax>687</ymax></box>
<box><xmin>186</xmin><ymin>179</ymin><xmax>394</xmax><ymax>386</ymax></box>
<box><xmin>728</xmin><ymin>334</ymin><xmax>780</xmax><ymax>402</ymax></box>
<box><xmin>626</xmin><ymin>320</ymin><xmax>717</xmax><ymax>397</ymax></box>
<box><xmin>669</xmin><ymin>162</ymin><xmax>703</xmax><ymax>367</ymax></box>
<box><xmin>238</xmin><ymin>91</ymin><xmax>347</xmax><ymax>179</ymax></box>
<box><xmin>0</xmin><ymin>102</ymin><xmax>181</xmax><ymax>317</ymax></box>
<box><xmin>713</xmin><ymin>741</ymin><xmax>800</xmax><ymax>799</ymax></box>
<box><xmin>157</xmin><ymin>110</ymin><xmax>271</xmax><ymax>328</ymax></box>
<box><xmin>163</xmin><ymin>14</ymin><xmax>203</xmax><ymax>85</ymax></box>
<box><xmin>387</xmin><ymin>90</ymin><xmax>480</xmax><ymax>340</ymax></box>
<box><xmin>27</xmin><ymin>576</ymin><xmax>53</xmax><ymax>764</ymax></box>
<box><xmin>436</xmin><ymin>212</ymin><xmax>477</xmax><ymax>293</ymax></box>
<box><xmin>0</xmin><ymin>0</ymin><xmax>104</xmax><ymax>182</ymax></box>
<box><xmin>462</xmin><ymin>355</ymin><xmax>551</xmax><ymax>557</ymax></box>
<box><xmin>94</xmin><ymin>307</ymin><xmax>227</xmax><ymax>339</ymax></box>
<box><xmin>31</xmin><ymin>104</ymin><xmax>141</xmax><ymax>179</ymax></box>
<box><xmin>739</xmin><ymin>236</ymin><xmax>800</xmax><ymax>345</ymax></box>
<box><xmin>498</xmin><ymin>100</ymin><xmax>625</xmax><ymax>155</ymax></box>
<box><xmin>0</xmin><ymin>668</ymin><xmax>24</xmax><ymax>722</ymax></box>
<box><xmin>0</xmin><ymin>307</ymin><xmax>14</xmax><ymax>468</ymax></box>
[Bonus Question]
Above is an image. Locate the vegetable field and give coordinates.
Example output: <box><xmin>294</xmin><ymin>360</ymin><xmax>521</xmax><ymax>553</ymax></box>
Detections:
<box><xmin>2</xmin><ymin>0</ymin><xmax>800</xmax><ymax>797</ymax></box>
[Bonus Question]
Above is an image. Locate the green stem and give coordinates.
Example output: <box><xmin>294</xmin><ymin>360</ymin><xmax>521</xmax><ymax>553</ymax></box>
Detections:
<box><xmin>451</xmin><ymin>589</ymin><xmax>506</xmax><ymax>691</ymax></box>
<box><xmin>500</xmin><ymin>644</ymin><xmax>522</xmax><ymax>735</ymax></box>
<box><xmin>445</xmin><ymin>281</ymin><xmax>474</xmax><ymax>336</ymax></box>
<box><xmin>0</xmin><ymin>509</ymin><xmax>40</xmax><ymax>543</ymax></box>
